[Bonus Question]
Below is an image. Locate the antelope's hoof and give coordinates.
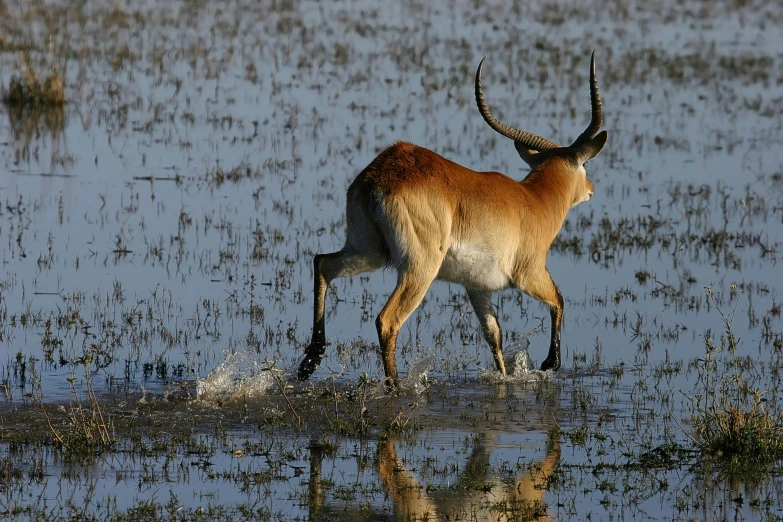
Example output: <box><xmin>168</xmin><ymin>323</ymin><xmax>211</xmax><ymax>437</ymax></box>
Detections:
<box><xmin>383</xmin><ymin>375</ymin><xmax>401</xmax><ymax>393</ymax></box>
<box><xmin>540</xmin><ymin>355</ymin><xmax>561</xmax><ymax>373</ymax></box>
<box><xmin>297</xmin><ymin>342</ymin><xmax>326</xmax><ymax>381</ymax></box>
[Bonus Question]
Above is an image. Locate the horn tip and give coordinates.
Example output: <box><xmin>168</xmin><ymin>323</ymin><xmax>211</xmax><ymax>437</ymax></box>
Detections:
<box><xmin>476</xmin><ymin>57</ymin><xmax>487</xmax><ymax>84</ymax></box>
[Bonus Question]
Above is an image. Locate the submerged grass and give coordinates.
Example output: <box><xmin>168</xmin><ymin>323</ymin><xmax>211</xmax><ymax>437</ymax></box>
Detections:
<box><xmin>683</xmin><ymin>285</ymin><xmax>783</xmax><ymax>463</ymax></box>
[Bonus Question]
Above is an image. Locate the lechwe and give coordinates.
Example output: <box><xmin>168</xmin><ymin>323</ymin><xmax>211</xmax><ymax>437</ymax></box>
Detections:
<box><xmin>298</xmin><ymin>51</ymin><xmax>607</xmax><ymax>386</ymax></box>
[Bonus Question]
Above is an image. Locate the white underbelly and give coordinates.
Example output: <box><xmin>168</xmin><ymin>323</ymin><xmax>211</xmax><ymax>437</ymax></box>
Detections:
<box><xmin>436</xmin><ymin>243</ymin><xmax>510</xmax><ymax>290</ymax></box>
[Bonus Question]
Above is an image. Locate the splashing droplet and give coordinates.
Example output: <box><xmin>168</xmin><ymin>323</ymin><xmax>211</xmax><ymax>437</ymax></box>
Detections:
<box><xmin>197</xmin><ymin>350</ymin><xmax>274</xmax><ymax>404</ymax></box>
<box><xmin>400</xmin><ymin>354</ymin><xmax>435</xmax><ymax>392</ymax></box>
<box><xmin>479</xmin><ymin>339</ymin><xmax>553</xmax><ymax>383</ymax></box>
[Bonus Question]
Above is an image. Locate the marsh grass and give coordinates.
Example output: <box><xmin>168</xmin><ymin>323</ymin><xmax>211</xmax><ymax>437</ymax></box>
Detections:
<box><xmin>682</xmin><ymin>285</ymin><xmax>783</xmax><ymax>463</ymax></box>
<box><xmin>26</xmin><ymin>359</ymin><xmax>115</xmax><ymax>455</ymax></box>
<box><xmin>320</xmin><ymin>372</ymin><xmax>427</xmax><ymax>436</ymax></box>
<box><xmin>1</xmin><ymin>54</ymin><xmax>65</xmax><ymax>108</ymax></box>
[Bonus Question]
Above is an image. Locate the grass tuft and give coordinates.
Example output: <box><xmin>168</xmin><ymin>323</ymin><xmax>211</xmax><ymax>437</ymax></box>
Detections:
<box><xmin>682</xmin><ymin>284</ymin><xmax>783</xmax><ymax>463</ymax></box>
<box><xmin>25</xmin><ymin>354</ymin><xmax>115</xmax><ymax>455</ymax></box>
<box><xmin>2</xmin><ymin>54</ymin><xmax>65</xmax><ymax>108</ymax></box>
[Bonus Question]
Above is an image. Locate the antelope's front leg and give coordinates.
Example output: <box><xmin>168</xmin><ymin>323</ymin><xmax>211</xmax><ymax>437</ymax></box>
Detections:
<box><xmin>541</xmin><ymin>289</ymin><xmax>563</xmax><ymax>372</ymax></box>
<box><xmin>522</xmin><ymin>269</ymin><xmax>564</xmax><ymax>372</ymax></box>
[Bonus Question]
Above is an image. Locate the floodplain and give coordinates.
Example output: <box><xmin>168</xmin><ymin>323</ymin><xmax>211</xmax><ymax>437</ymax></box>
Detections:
<box><xmin>1</xmin><ymin>0</ymin><xmax>783</xmax><ymax>520</ymax></box>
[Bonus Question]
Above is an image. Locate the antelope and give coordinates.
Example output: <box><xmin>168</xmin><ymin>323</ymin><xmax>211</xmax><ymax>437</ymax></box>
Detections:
<box><xmin>298</xmin><ymin>51</ymin><xmax>607</xmax><ymax>386</ymax></box>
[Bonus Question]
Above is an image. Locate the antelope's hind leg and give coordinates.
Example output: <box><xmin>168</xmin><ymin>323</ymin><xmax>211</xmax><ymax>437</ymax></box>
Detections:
<box><xmin>467</xmin><ymin>289</ymin><xmax>506</xmax><ymax>376</ymax></box>
<box><xmin>375</xmin><ymin>264</ymin><xmax>440</xmax><ymax>388</ymax></box>
<box><xmin>297</xmin><ymin>249</ymin><xmax>385</xmax><ymax>381</ymax></box>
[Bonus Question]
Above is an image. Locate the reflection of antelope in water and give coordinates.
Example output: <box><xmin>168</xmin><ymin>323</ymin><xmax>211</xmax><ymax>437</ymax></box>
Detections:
<box><xmin>306</xmin><ymin>432</ymin><xmax>560</xmax><ymax>521</ymax></box>
<box><xmin>377</xmin><ymin>433</ymin><xmax>560</xmax><ymax>521</ymax></box>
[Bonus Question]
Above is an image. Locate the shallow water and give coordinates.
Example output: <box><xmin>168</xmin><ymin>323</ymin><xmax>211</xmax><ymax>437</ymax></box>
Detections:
<box><xmin>1</xmin><ymin>0</ymin><xmax>783</xmax><ymax>519</ymax></box>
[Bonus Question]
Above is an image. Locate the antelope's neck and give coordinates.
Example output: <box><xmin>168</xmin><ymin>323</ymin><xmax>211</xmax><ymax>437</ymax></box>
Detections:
<box><xmin>520</xmin><ymin>163</ymin><xmax>575</xmax><ymax>240</ymax></box>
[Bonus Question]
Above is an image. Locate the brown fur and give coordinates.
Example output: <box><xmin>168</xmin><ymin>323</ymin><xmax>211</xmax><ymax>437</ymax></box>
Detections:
<box><xmin>348</xmin><ymin>144</ymin><xmax>581</xmax><ymax>268</ymax></box>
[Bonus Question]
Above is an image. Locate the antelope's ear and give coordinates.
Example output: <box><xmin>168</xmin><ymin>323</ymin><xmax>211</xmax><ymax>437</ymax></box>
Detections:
<box><xmin>514</xmin><ymin>141</ymin><xmax>545</xmax><ymax>169</ymax></box>
<box><xmin>574</xmin><ymin>131</ymin><xmax>608</xmax><ymax>166</ymax></box>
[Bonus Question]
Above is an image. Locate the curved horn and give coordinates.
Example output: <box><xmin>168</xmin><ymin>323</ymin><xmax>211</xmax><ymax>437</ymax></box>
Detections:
<box><xmin>570</xmin><ymin>50</ymin><xmax>604</xmax><ymax>147</ymax></box>
<box><xmin>475</xmin><ymin>57</ymin><xmax>559</xmax><ymax>152</ymax></box>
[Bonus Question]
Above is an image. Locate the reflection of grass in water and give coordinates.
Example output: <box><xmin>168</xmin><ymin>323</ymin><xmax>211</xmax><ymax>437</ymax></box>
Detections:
<box><xmin>6</xmin><ymin>103</ymin><xmax>66</xmax><ymax>144</ymax></box>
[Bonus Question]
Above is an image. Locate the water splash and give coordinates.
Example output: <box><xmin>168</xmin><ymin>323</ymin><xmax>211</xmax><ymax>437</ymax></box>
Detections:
<box><xmin>479</xmin><ymin>340</ymin><xmax>553</xmax><ymax>383</ymax></box>
<box><xmin>400</xmin><ymin>354</ymin><xmax>436</xmax><ymax>393</ymax></box>
<box><xmin>196</xmin><ymin>350</ymin><xmax>275</xmax><ymax>404</ymax></box>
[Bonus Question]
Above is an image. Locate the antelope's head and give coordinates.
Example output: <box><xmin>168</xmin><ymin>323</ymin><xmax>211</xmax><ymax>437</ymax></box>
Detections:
<box><xmin>475</xmin><ymin>51</ymin><xmax>607</xmax><ymax>208</ymax></box>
